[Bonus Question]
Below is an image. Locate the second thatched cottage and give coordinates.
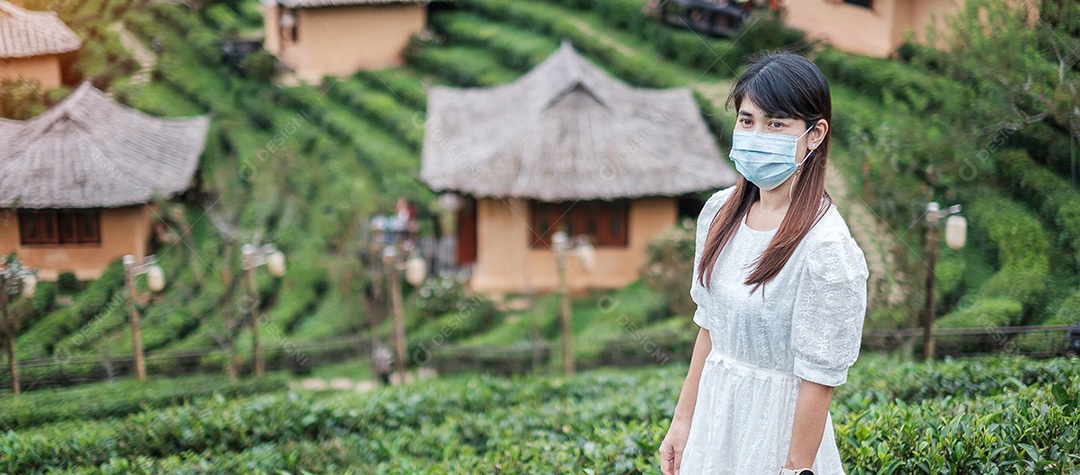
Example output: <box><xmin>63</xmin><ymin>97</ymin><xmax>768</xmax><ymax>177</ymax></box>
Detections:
<box><xmin>0</xmin><ymin>82</ymin><xmax>209</xmax><ymax>280</ymax></box>
<box><xmin>0</xmin><ymin>0</ymin><xmax>80</xmax><ymax>90</ymax></box>
<box><xmin>421</xmin><ymin>41</ymin><xmax>737</xmax><ymax>294</ymax></box>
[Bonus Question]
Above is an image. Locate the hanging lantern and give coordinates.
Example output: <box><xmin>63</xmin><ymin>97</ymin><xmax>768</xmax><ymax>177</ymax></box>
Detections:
<box><xmin>551</xmin><ymin>231</ymin><xmax>569</xmax><ymax>252</ymax></box>
<box><xmin>437</xmin><ymin>193</ymin><xmax>462</xmax><ymax>212</ymax></box>
<box><xmin>21</xmin><ymin>274</ymin><xmax>36</xmax><ymax>299</ymax></box>
<box><xmin>405</xmin><ymin>255</ymin><xmax>428</xmax><ymax>286</ymax></box>
<box><xmin>575</xmin><ymin>241</ymin><xmax>597</xmax><ymax>272</ymax></box>
<box><xmin>267</xmin><ymin>250</ymin><xmax>287</xmax><ymax>277</ymax></box>
<box><xmin>945</xmin><ymin>214</ymin><xmax>967</xmax><ymax>251</ymax></box>
<box><xmin>146</xmin><ymin>265</ymin><xmax>166</xmax><ymax>292</ymax></box>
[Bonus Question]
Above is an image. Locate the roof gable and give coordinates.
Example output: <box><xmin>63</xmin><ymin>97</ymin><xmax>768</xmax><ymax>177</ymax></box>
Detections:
<box><xmin>0</xmin><ymin>82</ymin><xmax>210</xmax><ymax>208</ymax></box>
<box><xmin>420</xmin><ymin>40</ymin><xmax>737</xmax><ymax>201</ymax></box>
<box><xmin>0</xmin><ymin>0</ymin><xmax>80</xmax><ymax>58</ymax></box>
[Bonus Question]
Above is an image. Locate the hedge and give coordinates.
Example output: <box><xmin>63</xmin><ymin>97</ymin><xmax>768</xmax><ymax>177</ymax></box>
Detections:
<box><xmin>351</xmin><ymin>69</ymin><xmax>428</xmax><ymax>111</ymax></box>
<box><xmin>937</xmin><ymin>188</ymin><xmax>1049</xmax><ymax>328</ymax></box>
<box><xmin>2</xmin><ymin>355</ymin><xmax>1077</xmax><ymax>473</ymax></box>
<box><xmin>322</xmin><ymin>79</ymin><xmax>426</xmax><ymax>152</ymax></box>
<box><xmin>431</xmin><ymin>11</ymin><xmax>559</xmax><ymax>72</ymax></box>
<box><xmin>406</xmin><ymin>43</ymin><xmax>519</xmax><ymax>88</ymax></box>
<box><xmin>451</xmin><ymin>0</ymin><xmax>693</xmax><ymax>87</ymax></box>
<box><xmin>995</xmin><ymin>148</ymin><xmax>1080</xmax><ymax>266</ymax></box>
<box><xmin>14</xmin><ymin>261</ymin><xmax>124</xmax><ymax>360</ymax></box>
<box><xmin>0</xmin><ymin>373</ymin><xmax>288</xmax><ymax>430</ymax></box>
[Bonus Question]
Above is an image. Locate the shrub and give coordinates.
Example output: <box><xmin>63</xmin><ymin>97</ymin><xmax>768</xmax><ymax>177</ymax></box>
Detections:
<box><xmin>0</xmin><ymin>373</ymin><xmax>287</xmax><ymax>430</ymax></box>
<box><xmin>937</xmin><ymin>188</ymin><xmax>1049</xmax><ymax>328</ymax></box>
<box><xmin>237</xmin><ymin>50</ymin><xmax>277</xmax><ymax>81</ymax></box>
<box><xmin>640</xmin><ymin>218</ymin><xmax>696</xmax><ymax>317</ymax></box>
<box><xmin>2</xmin><ymin>355</ymin><xmax>1077</xmax><ymax>473</ymax></box>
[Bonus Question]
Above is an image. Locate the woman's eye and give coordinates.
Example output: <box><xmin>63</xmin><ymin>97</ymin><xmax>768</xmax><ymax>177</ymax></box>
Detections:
<box><xmin>769</xmin><ymin>121</ymin><xmax>784</xmax><ymax>128</ymax></box>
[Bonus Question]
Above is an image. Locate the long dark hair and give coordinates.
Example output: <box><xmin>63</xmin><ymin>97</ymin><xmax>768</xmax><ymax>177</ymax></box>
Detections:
<box><xmin>697</xmin><ymin>52</ymin><xmax>833</xmax><ymax>292</ymax></box>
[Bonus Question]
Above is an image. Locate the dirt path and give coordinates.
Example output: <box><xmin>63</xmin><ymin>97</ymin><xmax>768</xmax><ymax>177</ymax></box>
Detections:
<box><xmin>110</xmin><ymin>22</ymin><xmax>157</xmax><ymax>86</ymax></box>
<box><xmin>293</xmin><ymin>366</ymin><xmax>438</xmax><ymax>393</ymax></box>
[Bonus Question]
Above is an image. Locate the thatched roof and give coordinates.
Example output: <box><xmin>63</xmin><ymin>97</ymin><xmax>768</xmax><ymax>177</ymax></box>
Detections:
<box><xmin>0</xmin><ymin>82</ymin><xmax>209</xmax><ymax>209</ymax></box>
<box><xmin>0</xmin><ymin>0</ymin><xmax>80</xmax><ymax>58</ymax></box>
<box><xmin>420</xmin><ymin>40</ymin><xmax>736</xmax><ymax>202</ymax></box>
<box><xmin>269</xmin><ymin>0</ymin><xmax>432</xmax><ymax>8</ymax></box>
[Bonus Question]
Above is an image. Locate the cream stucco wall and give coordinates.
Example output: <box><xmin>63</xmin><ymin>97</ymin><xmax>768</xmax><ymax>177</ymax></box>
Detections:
<box><xmin>0</xmin><ymin>205</ymin><xmax>154</xmax><ymax>281</ymax></box>
<box><xmin>263</xmin><ymin>3</ymin><xmax>426</xmax><ymax>82</ymax></box>
<box><xmin>0</xmin><ymin>54</ymin><xmax>63</xmax><ymax>90</ymax></box>
<box><xmin>469</xmin><ymin>197</ymin><xmax>678</xmax><ymax>295</ymax></box>
<box><xmin>781</xmin><ymin>0</ymin><xmax>966</xmax><ymax>57</ymax></box>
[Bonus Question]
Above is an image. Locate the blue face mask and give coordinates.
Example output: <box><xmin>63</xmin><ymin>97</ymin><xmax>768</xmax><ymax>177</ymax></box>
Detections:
<box><xmin>729</xmin><ymin>126</ymin><xmax>815</xmax><ymax>190</ymax></box>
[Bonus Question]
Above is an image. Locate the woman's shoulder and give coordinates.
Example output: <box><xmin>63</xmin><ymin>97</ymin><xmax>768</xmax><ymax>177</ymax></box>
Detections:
<box><xmin>802</xmin><ymin>202</ymin><xmax>869</xmax><ymax>276</ymax></box>
<box><xmin>807</xmin><ymin>201</ymin><xmax>854</xmax><ymax>242</ymax></box>
<box><xmin>700</xmin><ymin>186</ymin><xmax>737</xmax><ymax>216</ymax></box>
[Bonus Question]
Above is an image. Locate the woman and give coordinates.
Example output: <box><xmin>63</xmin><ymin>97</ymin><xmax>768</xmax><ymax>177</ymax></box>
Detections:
<box><xmin>658</xmin><ymin>52</ymin><xmax>869</xmax><ymax>475</ymax></box>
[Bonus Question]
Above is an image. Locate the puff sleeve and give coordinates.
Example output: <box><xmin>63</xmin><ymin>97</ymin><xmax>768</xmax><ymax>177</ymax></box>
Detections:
<box><xmin>790</xmin><ymin>235</ymin><xmax>869</xmax><ymax>386</ymax></box>
<box><xmin>690</xmin><ymin>188</ymin><xmax>734</xmax><ymax>330</ymax></box>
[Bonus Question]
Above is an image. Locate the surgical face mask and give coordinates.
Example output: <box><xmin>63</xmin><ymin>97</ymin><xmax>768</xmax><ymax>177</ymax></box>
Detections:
<box><xmin>729</xmin><ymin>126</ymin><xmax>815</xmax><ymax>190</ymax></box>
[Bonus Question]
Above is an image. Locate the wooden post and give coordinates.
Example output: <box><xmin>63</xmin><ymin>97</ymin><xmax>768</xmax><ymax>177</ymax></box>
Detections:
<box><xmin>921</xmin><ymin>214</ymin><xmax>940</xmax><ymax>361</ymax></box>
<box><xmin>246</xmin><ymin>260</ymin><xmax>264</xmax><ymax>378</ymax></box>
<box><xmin>0</xmin><ymin>277</ymin><xmax>19</xmax><ymax>395</ymax></box>
<box><xmin>123</xmin><ymin>255</ymin><xmax>147</xmax><ymax>380</ymax></box>
<box><xmin>556</xmin><ymin>248</ymin><xmax>574</xmax><ymax>375</ymax></box>
<box><xmin>386</xmin><ymin>250</ymin><xmax>407</xmax><ymax>383</ymax></box>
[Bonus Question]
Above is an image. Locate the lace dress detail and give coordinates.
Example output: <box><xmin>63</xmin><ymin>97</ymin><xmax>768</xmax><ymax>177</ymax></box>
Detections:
<box><xmin>679</xmin><ymin>186</ymin><xmax>869</xmax><ymax>475</ymax></box>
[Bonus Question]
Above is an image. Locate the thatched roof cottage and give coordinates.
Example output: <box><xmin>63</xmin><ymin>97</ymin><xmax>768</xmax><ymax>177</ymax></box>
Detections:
<box><xmin>0</xmin><ymin>0</ymin><xmax>80</xmax><ymax>90</ymax></box>
<box><xmin>0</xmin><ymin>82</ymin><xmax>209</xmax><ymax>280</ymax></box>
<box><xmin>421</xmin><ymin>41</ymin><xmax>737</xmax><ymax>294</ymax></box>
<box><xmin>782</xmin><ymin>0</ymin><xmax>972</xmax><ymax>57</ymax></box>
<box><xmin>263</xmin><ymin>0</ymin><xmax>434</xmax><ymax>82</ymax></box>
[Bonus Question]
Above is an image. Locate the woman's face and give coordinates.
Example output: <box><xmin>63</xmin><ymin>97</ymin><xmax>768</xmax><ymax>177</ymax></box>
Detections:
<box><xmin>735</xmin><ymin>96</ymin><xmax>828</xmax><ymax>166</ymax></box>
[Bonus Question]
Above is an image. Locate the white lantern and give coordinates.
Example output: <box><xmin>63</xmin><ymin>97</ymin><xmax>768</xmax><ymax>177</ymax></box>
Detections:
<box><xmin>21</xmin><ymin>274</ymin><xmax>36</xmax><ymax>299</ymax></box>
<box><xmin>267</xmin><ymin>250</ymin><xmax>287</xmax><ymax>277</ymax></box>
<box><xmin>146</xmin><ymin>265</ymin><xmax>166</xmax><ymax>292</ymax></box>
<box><xmin>575</xmin><ymin>242</ymin><xmax>597</xmax><ymax>272</ymax></box>
<box><xmin>551</xmin><ymin>231</ymin><xmax>569</xmax><ymax>252</ymax></box>
<box><xmin>945</xmin><ymin>215</ymin><xmax>967</xmax><ymax>251</ymax></box>
<box><xmin>437</xmin><ymin>193</ymin><xmax>462</xmax><ymax>212</ymax></box>
<box><xmin>405</xmin><ymin>255</ymin><xmax>428</xmax><ymax>286</ymax></box>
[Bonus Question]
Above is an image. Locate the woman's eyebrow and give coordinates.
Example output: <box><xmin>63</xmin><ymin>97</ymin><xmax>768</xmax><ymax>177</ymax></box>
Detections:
<box><xmin>738</xmin><ymin>109</ymin><xmax>792</xmax><ymax>120</ymax></box>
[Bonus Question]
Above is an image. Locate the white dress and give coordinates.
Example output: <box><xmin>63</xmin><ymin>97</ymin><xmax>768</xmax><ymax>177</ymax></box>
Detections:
<box><xmin>678</xmin><ymin>186</ymin><xmax>869</xmax><ymax>475</ymax></box>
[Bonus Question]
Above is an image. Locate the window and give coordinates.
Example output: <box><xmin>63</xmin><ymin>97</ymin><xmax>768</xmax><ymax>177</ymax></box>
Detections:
<box><xmin>843</xmin><ymin>0</ymin><xmax>873</xmax><ymax>8</ymax></box>
<box><xmin>528</xmin><ymin>200</ymin><xmax>629</xmax><ymax>248</ymax></box>
<box><xmin>18</xmin><ymin>210</ymin><xmax>101</xmax><ymax>245</ymax></box>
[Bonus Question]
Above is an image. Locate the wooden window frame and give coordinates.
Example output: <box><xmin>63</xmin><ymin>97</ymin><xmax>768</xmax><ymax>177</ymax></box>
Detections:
<box><xmin>840</xmin><ymin>0</ymin><xmax>873</xmax><ymax>9</ymax></box>
<box><xmin>528</xmin><ymin>200</ymin><xmax>630</xmax><ymax>249</ymax></box>
<box><xmin>18</xmin><ymin>209</ymin><xmax>101</xmax><ymax>246</ymax></box>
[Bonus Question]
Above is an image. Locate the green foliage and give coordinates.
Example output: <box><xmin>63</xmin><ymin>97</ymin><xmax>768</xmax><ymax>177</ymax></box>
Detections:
<box><xmin>2</xmin><ymin>355</ymin><xmax>1077</xmax><ymax>473</ymax></box>
<box><xmin>996</xmin><ymin>149</ymin><xmax>1080</xmax><ymax>266</ymax></box>
<box><xmin>541</xmin><ymin>0</ymin><xmax>804</xmax><ymax>76</ymax></box>
<box><xmin>13</xmin><ymin>261</ymin><xmax>124</xmax><ymax>361</ymax></box>
<box><xmin>237</xmin><ymin>50</ymin><xmax>277</xmax><ymax>81</ymax></box>
<box><xmin>936</xmin><ymin>298</ymin><xmax>1024</xmax><ymax>329</ymax></box>
<box><xmin>938</xmin><ymin>189</ymin><xmax>1049</xmax><ymax>328</ymax></box>
<box><xmin>406</xmin><ymin>42</ymin><xmax>519</xmax><ymax>87</ymax></box>
<box><xmin>0</xmin><ymin>80</ymin><xmax>50</xmax><ymax>119</ymax></box>
<box><xmin>453</xmin><ymin>0</ymin><xmax>694</xmax><ymax>87</ymax></box>
<box><xmin>431</xmin><ymin>11</ymin><xmax>559</xmax><ymax>72</ymax></box>
<box><xmin>323</xmin><ymin>78</ymin><xmax>425</xmax><ymax>151</ymax></box>
<box><xmin>0</xmin><ymin>373</ymin><xmax>287</xmax><ymax>430</ymax></box>
<box><xmin>414</xmin><ymin>275</ymin><xmax>473</xmax><ymax>319</ymax></box>
<box><xmin>641</xmin><ymin>219</ymin><xmax>696</xmax><ymax>317</ymax></box>
<box><xmin>351</xmin><ymin>69</ymin><xmax>428</xmax><ymax>111</ymax></box>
